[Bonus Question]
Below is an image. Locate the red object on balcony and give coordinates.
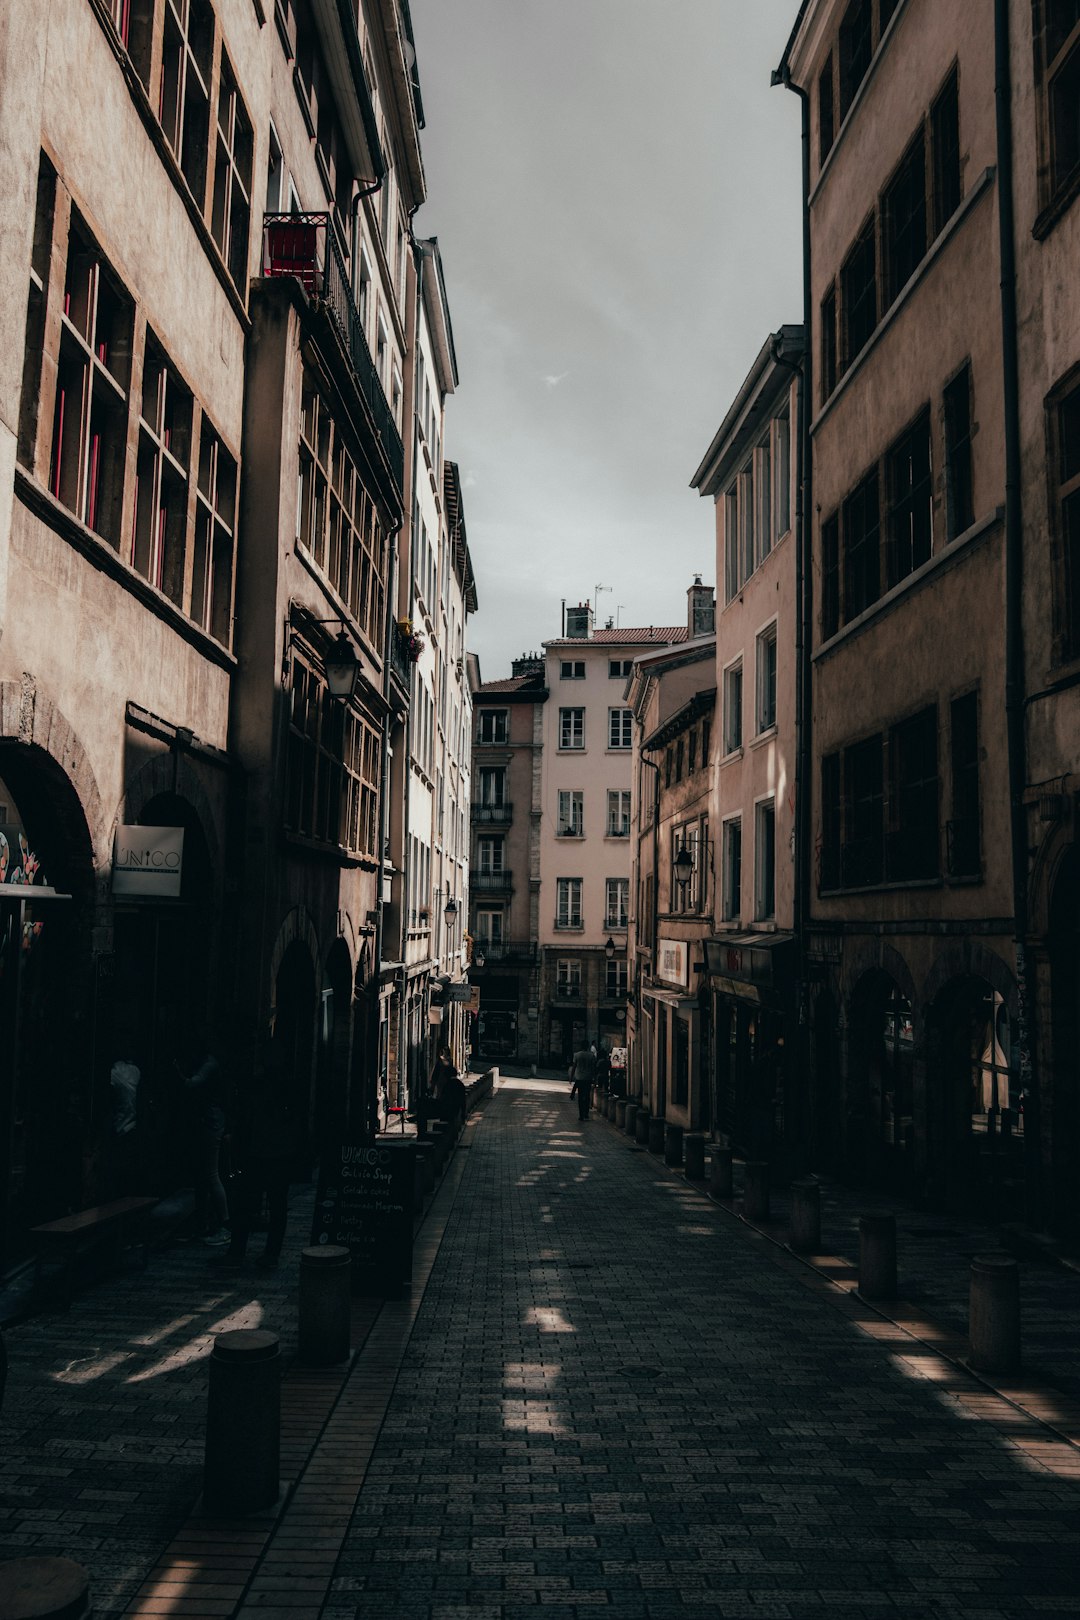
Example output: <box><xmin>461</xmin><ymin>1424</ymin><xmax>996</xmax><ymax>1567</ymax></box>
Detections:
<box><xmin>264</xmin><ymin>217</ymin><xmax>320</xmax><ymax>294</ymax></box>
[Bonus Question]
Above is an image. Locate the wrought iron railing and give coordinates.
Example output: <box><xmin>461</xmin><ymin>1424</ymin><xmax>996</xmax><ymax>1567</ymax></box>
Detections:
<box><xmin>472</xmin><ymin>939</ymin><xmax>536</xmax><ymax>963</ymax></box>
<box><xmin>262</xmin><ymin>213</ymin><xmax>404</xmax><ymax>493</ymax></box>
<box><xmin>472</xmin><ymin>871</ymin><xmax>512</xmax><ymax>892</ymax></box>
<box><xmin>472</xmin><ymin>802</ymin><xmax>513</xmax><ymax>824</ymax></box>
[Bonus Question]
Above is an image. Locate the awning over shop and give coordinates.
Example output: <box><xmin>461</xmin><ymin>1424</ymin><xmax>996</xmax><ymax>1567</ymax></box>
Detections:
<box><xmin>703</xmin><ymin>933</ymin><xmax>796</xmax><ymax>997</ymax></box>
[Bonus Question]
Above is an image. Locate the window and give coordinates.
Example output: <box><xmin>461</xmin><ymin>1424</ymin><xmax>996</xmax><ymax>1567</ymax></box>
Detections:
<box><xmin>1036</xmin><ymin>1</ymin><xmax>1080</xmax><ymax>208</ymax></box>
<box><xmin>605</xmin><ymin>877</ymin><xmax>629</xmax><ymax>929</ymax></box>
<box><xmin>560</xmin><ymin>707</ymin><xmax>585</xmax><ymax>749</ymax></box>
<box><xmin>931</xmin><ymin>68</ymin><xmax>962</xmax><ymax>234</ymax></box>
<box><xmin>190</xmin><ymin>421</ymin><xmax>235</xmax><ymax>645</ymax></box>
<box><xmin>477</xmin><ymin>767</ymin><xmax>506</xmax><ymax>808</ymax></box>
<box><xmin>109</xmin><ymin>0</ymin><xmax>153</xmax><ymax>83</ymax></box>
<box><xmin>478</xmin><ymin>710</ymin><xmax>508</xmax><ymax>744</ymax></box>
<box><xmin>944</xmin><ymin>363</ymin><xmax>975</xmax><ymax>538</ymax></box>
<box><xmin>821</xmin><ymin>514</ymin><xmax>841</xmax><ymax>640</ymax></box>
<box><xmin>688</xmin><ymin>728</ymin><xmax>698</xmax><ymax>773</ymax></box>
<box><xmin>475</xmin><ymin>910</ymin><xmax>504</xmax><ymax>950</ymax></box>
<box><xmin>882</xmin><ymin>130</ymin><xmax>927</xmax><ymax>307</ymax></box>
<box><xmin>755</xmin><ymin>800</ymin><xmax>776</xmax><ymax>920</ymax></box>
<box><xmin>819</xmin><ymin>52</ymin><xmax>835</xmax><ymax>165</ymax></box>
<box><xmin>556</xmin><ymin>877</ymin><xmax>583</xmax><ymax>930</ymax></box>
<box><xmin>821</xmin><ymin>285</ymin><xmax>838</xmax><ymax>402</ymax></box>
<box><xmin>17</xmin><ymin>155</ymin><xmax>56</xmax><ymax>473</ymax></box>
<box><xmin>885</xmin><ymin>409</ymin><xmax>933</xmax><ymax>586</ymax></box>
<box><xmin>673</xmin><ymin>823</ymin><xmax>703</xmax><ymax>914</ymax></box>
<box><xmin>608</xmin><ymin>708</ymin><xmax>633</xmax><ymax>749</ymax></box>
<box><xmin>557</xmin><ymin>790</ymin><xmax>584</xmax><ymax>837</ymax></box>
<box><xmin>724</xmin><ymin>487</ymin><xmax>741</xmax><ymax>602</ymax></box>
<box><xmin>725</xmin><ymin>660</ymin><xmax>744</xmax><ymax>754</ymax></box>
<box><xmin>560</xmin><ymin>660</ymin><xmax>585</xmax><ymax>679</ymax></box>
<box><xmin>133</xmin><ymin>333</ymin><xmax>193</xmax><ymax>604</ymax></box>
<box><xmin>477</xmin><ymin>836</ymin><xmax>504</xmax><ymax>875</ymax></box>
<box><xmin>607</xmin><ymin>790</ymin><xmax>631</xmax><ymax>836</ymax></box>
<box><xmin>775</xmin><ymin>408</ymin><xmax>792</xmax><ymax>539</ymax></box>
<box><xmin>160</xmin><ymin>0</ymin><xmax>214</xmax><ymax>203</ymax></box>
<box><xmin>556</xmin><ymin>959</ymin><xmax>582</xmax><ymax>998</ymax></box>
<box><xmin>756</xmin><ymin>624</ymin><xmax>778</xmax><ymax>734</ymax></box>
<box><xmin>821</xmin><ymin>752</ymin><xmax>841</xmax><ymax>891</ymax></box>
<box><xmin>740</xmin><ymin>467</ymin><xmax>755</xmax><ymax>581</ymax></box>
<box><xmin>843</xmin><ymin>734</ymin><xmax>884</xmax><ymax>886</ymax></box>
<box><xmin>1052</xmin><ymin>372</ymin><xmax>1080</xmax><ymax>658</ymax></box>
<box><xmin>722</xmin><ymin>819</ymin><xmax>742</xmax><ymax>922</ymax></box>
<box><xmin>674</xmin><ymin>739</ymin><xmax>685</xmax><ymax>781</ymax></box>
<box><xmin>211</xmin><ymin>55</ymin><xmax>253</xmax><ymax>288</ymax></box>
<box><xmin>887</xmin><ymin>707</ymin><xmax>939</xmax><ymax>880</ymax></box>
<box><xmin>948</xmin><ymin>691</ymin><xmax>981</xmax><ymax>876</ymax></box>
<box><xmin>605</xmin><ymin>958</ymin><xmax>628</xmax><ymax>999</ymax></box>
<box><xmin>609</xmin><ymin>658</ymin><xmax>634</xmax><ymax>678</ymax></box>
<box><xmin>843</xmin><ymin>468</ymin><xmax>881</xmax><ymax>620</ymax></box>
<box><xmin>285</xmin><ymin>653</ymin><xmax>379</xmax><ymax>857</ymax></box>
<box><xmin>756</xmin><ymin>434</ymin><xmax>772</xmax><ymax>565</ymax></box>
<box><xmin>841</xmin><ymin>217</ymin><xmax>877</xmax><ymax>369</ymax></box>
<box><xmin>50</xmin><ymin>215</ymin><xmax>133</xmax><ymax>548</ymax></box>
<box><xmin>838</xmin><ymin>0</ymin><xmax>873</xmax><ymax>121</ymax></box>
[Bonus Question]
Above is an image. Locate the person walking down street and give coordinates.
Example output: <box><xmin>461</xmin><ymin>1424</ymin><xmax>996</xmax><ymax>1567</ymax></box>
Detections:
<box><xmin>569</xmin><ymin>1044</ymin><xmax>596</xmax><ymax>1121</ymax></box>
<box><xmin>176</xmin><ymin>1035</ymin><xmax>230</xmax><ymax>1246</ymax></box>
<box><xmin>432</xmin><ymin>1046</ymin><xmax>466</xmax><ymax>1133</ymax></box>
<box><xmin>214</xmin><ymin>1034</ymin><xmax>293</xmax><ymax>1271</ymax></box>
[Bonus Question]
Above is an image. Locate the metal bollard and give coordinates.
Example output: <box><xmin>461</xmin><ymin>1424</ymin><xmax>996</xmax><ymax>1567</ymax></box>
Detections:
<box><xmin>635</xmin><ymin>1109</ymin><xmax>651</xmax><ymax>1145</ymax></box>
<box><xmin>647</xmin><ymin>1115</ymin><xmax>665</xmax><ymax>1154</ymax></box>
<box><xmin>615</xmin><ymin>1098</ymin><xmax>627</xmax><ymax>1129</ymax></box>
<box><xmin>664</xmin><ymin>1123</ymin><xmax>684</xmax><ymax>1166</ymax></box>
<box><xmin>789</xmin><ymin>1179</ymin><xmax>822</xmax><ymax>1253</ymax></box>
<box><xmin>858</xmin><ymin>1213</ymin><xmax>898</xmax><ymax>1299</ymax></box>
<box><xmin>743</xmin><ymin>1161</ymin><xmax>770</xmax><ymax>1221</ymax></box>
<box><xmin>204</xmin><ymin>1329</ymin><xmax>280</xmax><ymax>1516</ymax></box>
<box><xmin>0</xmin><ymin>1557</ymin><xmax>90</xmax><ymax>1620</ymax></box>
<box><xmin>623</xmin><ymin>1102</ymin><xmax>638</xmax><ymax>1137</ymax></box>
<box><xmin>709</xmin><ymin>1145</ymin><xmax>734</xmax><ymax>1198</ymax></box>
<box><xmin>684</xmin><ymin>1134</ymin><xmax>706</xmax><ymax>1181</ymax></box>
<box><xmin>969</xmin><ymin>1253</ymin><xmax>1021</xmax><ymax>1374</ymax></box>
<box><xmin>299</xmin><ymin>1246</ymin><xmax>352</xmax><ymax>1366</ymax></box>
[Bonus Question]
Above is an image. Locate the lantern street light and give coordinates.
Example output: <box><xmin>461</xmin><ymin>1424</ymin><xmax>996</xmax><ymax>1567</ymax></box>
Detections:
<box><xmin>604</xmin><ymin>936</ymin><xmax>616</xmax><ymax>960</ymax></box>
<box><xmin>672</xmin><ymin>845</ymin><xmax>694</xmax><ymax>890</ymax></box>
<box><xmin>444</xmin><ymin>895</ymin><xmax>458</xmax><ymax>931</ymax></box>
<box><xmin>324</xmin><ymin>629</ymin><xmax>360</xmax><ymax>701</ymax></box>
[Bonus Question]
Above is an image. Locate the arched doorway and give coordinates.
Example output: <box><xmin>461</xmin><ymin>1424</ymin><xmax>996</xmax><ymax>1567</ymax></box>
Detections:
<box><xmin>1049</xmin><ymin>848</ymin><xmax>1079</xmax><ymax>1233</ymax></box>
<box><xmin>274</xmin><ymin>941</ymin><xmax>316</xmax><ymax>1172</ymax></box>
<box><xmin>314</xmin><ymin>939</ymin><xmax>352</xmax><ymax>1156</ymax></box>
<box><xmin>847</xmin><ymin>972</ymin><xmax>915</xmax><ymax>1188</ymax></box>
<box><xmin>0</xmin><ymin>744</ymin><xmax>95</xmax><ymax>1253</ymax></box>
<box><xmin>930</xmin><ymin>976</ymin><xmax>1021</xmax><ymax>1214</ymax></box>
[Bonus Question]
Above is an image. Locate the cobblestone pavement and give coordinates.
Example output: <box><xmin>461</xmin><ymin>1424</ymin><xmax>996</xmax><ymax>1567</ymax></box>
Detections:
<box><xmin>327</xmin><ymin>1079</ymin><xmax>1080</xmax><ymax>1620</ymax></box>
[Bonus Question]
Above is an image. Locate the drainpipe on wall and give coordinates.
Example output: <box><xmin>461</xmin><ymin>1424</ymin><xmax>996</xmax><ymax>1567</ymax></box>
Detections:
<box><xmin>994</xmin><ymin>0</ymin><xmax>1038</xmax><ymax>1215</ymax></box>
<box><xmin>368</xmin><ymin>521</ymin><xmax>402</xmax><ymax>1142</ymax></box>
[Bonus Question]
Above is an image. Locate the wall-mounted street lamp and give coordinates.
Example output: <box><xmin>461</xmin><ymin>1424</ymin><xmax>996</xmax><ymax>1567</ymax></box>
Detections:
<box><xmin>325</xmin><ymin>629</ymin><xmax>361</xmax><ymax>701</ymax></box>
<box><xmin>672</xmin><ymin>845</ymin><xmax>694</xmax><ymax>891</ymax></box>
<box><xmin>444</xmin><ymin>895</ymin><xmax>458</xmax><ymax>932</ymax></box>
<box><xmin>604</xmin><ymin>936</ymin><xmax>616</xmax><ymax>960</ymax></box>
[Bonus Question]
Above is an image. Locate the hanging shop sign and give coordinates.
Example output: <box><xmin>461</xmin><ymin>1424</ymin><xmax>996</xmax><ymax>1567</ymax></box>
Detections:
<box><xmin>112</xmin><ymin>826</ymin><xmax>185</xmax><ymax>898</ymax></box>
<box><xmin>657</xmin><ymin>937</ymin><xmax>689</xmax><ymax>989</ymax></box>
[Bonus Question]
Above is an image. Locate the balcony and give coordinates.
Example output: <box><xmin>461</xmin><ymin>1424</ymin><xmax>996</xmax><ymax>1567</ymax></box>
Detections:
<box><xmin>472</xmin><ymin>939</ymin><xmax>536</xmax><ymax>963</ymax></box>
<box><xmin>472</xmin><ymin>802</ymin><xmax>513</xmax><ymax>825</ymax></box>
<box><xmin>555</xmin><ymin>983</ymin><xmax>583</xmax><ymax>1000</ymax></box>
<box><xmin>472</xmin><ymin>871</ymin><xmax>513</xmax><ymax>893</ymax></box>
<box><xmin>263</xmin><ymin>213</ymin><xmax>404</xmax><ymax>495</ymax></box>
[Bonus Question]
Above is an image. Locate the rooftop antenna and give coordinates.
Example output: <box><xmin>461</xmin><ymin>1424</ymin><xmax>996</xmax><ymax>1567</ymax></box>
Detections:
<box><xmin>616</xmin><ymin>604</ymin><xmax>625</xmax><ymax>626</ymax></box>
<box><xmin>594</xmin><ymin>583</ymin><xmax>611</xmax><ymax>617</ymax></box>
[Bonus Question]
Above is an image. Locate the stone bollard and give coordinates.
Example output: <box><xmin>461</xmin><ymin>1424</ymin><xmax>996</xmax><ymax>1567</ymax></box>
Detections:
<box><xmin>647</xmin><ymin>1116</ymin><xmax>665</xmax><ymax>1155</ymax></box>
<box><xmin>635</xmin><ymin>1109</ymin><xmax>651</xmax><ymax>1145</ymax></box>
<box><xmin>299</xmin><ymin>1246</ymin><xmax>352</xmax><ymax>1367</ymax></box>
<box><xmin>858</xmin><ymin>1213</ymin><xmax>898</xmax><ymax>1300</ymax></box>
<box><xmin>615</xmin><ymin>1098</ymin><xmax>627</xmax><ymax>1129</ymax></box>
<box><xmin>204</xmin><ymin>1329</ymin><xmax>280</xmax><ymax>1516</ymax></box>
<box><xmin>664</xmin><ymin>1123</ymin><xmax>684</xmax><ymax>1166</ymax></box>
<box><xmin>0</xmin><ymin>1557</ymin><xmax>90</xmax><ymax>1620</ymax></box>
<box><xmin>684</xmin><ymin>1134</ymin><xmax>706</xmax><ymax>1181</ymax></box>
<box><xmin>789</xmin><ymin>1179</ymin><xmax>822</xmax><ymax>1254</ymax></box>
<box><xmin>623</xmin><ymin>1102</ymin><xmax>638</xmax><ymax>1137</ymax></box>
<box><xmin>709</xmin><ymin>1145</ymin><xmax>734</xmax><ymax>1198</ymax></box>
<box><xmin>969</xmin><ymin>1253</ymin><xmax>1021</xmax><ymax>1374</ymax></box>
<box><xmin>743</xmin><ymin>1161</ymin><xmax>770</xmax><ymax>1221</ymax></box>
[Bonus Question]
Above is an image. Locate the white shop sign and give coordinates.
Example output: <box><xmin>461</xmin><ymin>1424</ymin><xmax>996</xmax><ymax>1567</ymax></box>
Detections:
<box><xmin>113</xmin><ymin>826</ymin><xmax>185</xmax><ymax>898</ymax></box>
<box><xmin>657</xmin><ymin>937</ymin><xmax>688</xmax><ymax>988</ymax></box>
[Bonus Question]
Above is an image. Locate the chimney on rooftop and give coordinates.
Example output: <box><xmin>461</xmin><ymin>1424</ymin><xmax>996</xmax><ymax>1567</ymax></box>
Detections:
<box><xmin>511</xmin><ymin>651</ymin><xmax>543</xmax><ymax>677</ymax></box>
<box><xmin>688</xmin><ymin>575</ymin><xmax>715</xmax><ymax>638</ymax></box>
<box><xmin>564</xmin><ymin>601</ymin><xmax>594</xmax><ymax>639</ymax></box>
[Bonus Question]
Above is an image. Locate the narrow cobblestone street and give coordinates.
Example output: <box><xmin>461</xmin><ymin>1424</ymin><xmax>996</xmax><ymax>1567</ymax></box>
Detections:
<box><xmin>4</xmin><ymin>1076</ymin><xmax>1080</xmax><ymax>1618</ymax></box>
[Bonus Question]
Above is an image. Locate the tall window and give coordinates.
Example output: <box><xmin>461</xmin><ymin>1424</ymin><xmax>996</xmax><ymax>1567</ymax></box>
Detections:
<box><xmin>286</xmin><ymin>654</ymin><xmax>378</xmax><ymax>858</ymax></box>
<box><xmin>191</xmin><ymin>420</ymin><xmax>236</xmax><ymax>645</ymax></box>
<box><xmin>477</xmin><ymin>835</ymin><xmax>504</xmax><ymax>875</ymax></box>
<box><xmin>605</xmin><ymin>877</ymin><xmax>629</xmax><ymax>929</ymax></box>
<box><xmin>607</xmin><ymin>790</ymin><xmax>631</xmax><ymax>836</ymax></box>
<box><xmin>844</xmin><ymin>469</ymin><xmax>881</xmax><ymax>620</ymax></box>
<box><xmin>556</xmin><ymin>877</ymin><xmax>583</xmax><ymax>929</ymax></box>
<box><xmin>844</xmin><ymin>734</ymin><xmax>884</xmax><ymax>886</ymax></box>
<box><xmin>755</xmin><ymin>800</ymin><xmax>776</xmax><ymax>920</ymax></box>
<box><xmin>211</xmin><ymin>55</ymin><xmax>253</xmax><ymax>289</ymax></box>
<box><xmin>133</xmin><ymin>333</ymin><xmax>193</xmax><ymax>603</ymax></box>
<box><xmin>888</xmin><ymin>706</ymin><xmax>939</xmax><ymax>880</ymax></box>
<box><xmin>557</xmin><ymin>790</ymin><xmax>584</xmax><ymax>837</ymax></box>
<box><xmin>478</xmin><ymin>710</ymin><xmax>507</xmax><ymax>744</ymax></box>
<box><xmin>51</xmin><ymin>215</ymin><xmax>133</xmax><ymax>547</ymax></box>
<box><xmin>560</xmin><ymin>707</ymin><xmax>585</xmax><ymax>749</ymax></box>
<box><xmin>756</xmin><ymin>624</ymin><xmax>778</xmax><ymax>733</ymax></box>
<box><xmin>819</xmin><ymin>52</ymin><xmax>835</xmax><ymax>164</ymax></box>
<box><xmin>882</xmin><ymin>130</ymin><xmax>927</xmax><ymax>306</ymax></box>
<box><xmin>885</xmin><ymin>410</ymin><xmax>933</xmax><ymax>586</ymax></box>
<box><xmin>608</xmin><ymin>708</ymin><xmax>633</xmax><ymax>749</ymax></box>
<box><xmin>821</xmin><ymin>753</ymin><xmax>841</xmax><ymax>891</ymax></box>
<box><xmin>723</xmin><ymin>661</ymin><xmax>743</xmax><ymax>754</ymax></box>
<box><xmin>477</xmin><ymin>767</ymin><xmax>506</xmax><ymax>808</ymax></box>
<box><xmin>673</xmin><ymin>823</ymin><xmax>702</xmax><ymax>914</ymax></box>
<box><xmin>822</xmin><ymin>514</ymin><xmax>841</xmax><ymax>639</ymax></box>
<box><xmin>821</xmin><ymin>285</ymin><xmax>838</xmax><ymax>402</ymax></box>
<box><xmin>931</xmin><ymin>68</ymin><xmax>962</xmax><ymax>234</ymax></box>
<box><xmin>948</xmin><ymin>691</ymin><xmax>981</xmax><ymax>877</ymax></box>
<box><xmin>1036</xmin><ymin>1</ymin><xmax>1080</xmax><ymax>209</ymax></box>
<box><xmin>842</xmin><ymin>217</ymin><xmax>877</xmax><ymax>368</ymax></box>
<box><xmin>722</xmin><ymin>819</ymin><xmax>742</xmax><ymax>922</ymax></box>
<box><xmin>605</xmin><ymin>958</ymin><xmax>628</xmax><ymax>998</ymax></box>
<box><xmin>944</xmin><ymin>363</ymin><xmax>975</xmax><ymax>539</ymax></box>
<box><xmin>1053</xmin><ymin>373</ymin><xmax>1080</xmax><ymax>657</ymax></box>
<box><xmin>475</xmin><ymin>910</ymin><xmax>504</xmax><ymax>949</ymax></box>
<box><xmin>838</xmin><ymin>0</ymin><xmax>873</xmax><ymax>119</ymax></box>
<box><xmin>160</xmin><ymin>0</ymin><xmax>214</xmax><ymax>202</ymax></box>
<box><xmin>556</xmin><ymin>959</ymin><xmax>581</xmax><ymax>998</ymax></box>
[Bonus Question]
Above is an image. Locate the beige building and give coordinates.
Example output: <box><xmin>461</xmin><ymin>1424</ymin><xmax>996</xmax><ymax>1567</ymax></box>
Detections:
<box><xmin>691</xmin><ymin>334</ymin><xmax>802</xmax><ymax>1164</ymax></box>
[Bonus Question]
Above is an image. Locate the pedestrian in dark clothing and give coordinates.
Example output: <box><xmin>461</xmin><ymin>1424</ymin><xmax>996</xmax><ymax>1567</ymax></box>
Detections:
<box><xmin>432</xmin><ymin>1047</ymin><xmax>466</xmax><ymax>1131</ymax></box>
<box><xmin>215</xmin><ymin>1036</ymin><xmax>293</xmax><ymax>1270</ymax></box>
<box><xmin>569</xmin><ymin>1045</ymin><xmax>596</xmax><ymax>1121</ymax></box>
<box><xmin>176</xmin><ymin>1037</ymin><xmax>230</xmax><ymax>1245</ymax></box>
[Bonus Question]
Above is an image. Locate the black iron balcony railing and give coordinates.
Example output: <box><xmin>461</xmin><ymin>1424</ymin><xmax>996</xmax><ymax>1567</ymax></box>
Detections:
<box><xmin>472</xmin><ymin>871</ymin><xmax>512</xmax><ymax>892</ymax></box>
<box><xmin>472</xmin><ymin>939</ymin><xmax>536</xmax><ymax>963</ymax></box>
<box><xmin>262</xmin><ymin>213</ymin><xmax>404</xmax><ymax>494</ymax></box>
<box><xmin>472</xmin><ymin>802</ymin><xmax>513</xmax><ymax>824</ymax></box>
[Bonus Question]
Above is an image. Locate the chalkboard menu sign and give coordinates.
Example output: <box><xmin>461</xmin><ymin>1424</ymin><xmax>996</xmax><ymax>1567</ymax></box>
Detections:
<box><xmin>310</xmin><ymin>1141</ymin><xmax>416</xmax><ymax>1298</ymax></box>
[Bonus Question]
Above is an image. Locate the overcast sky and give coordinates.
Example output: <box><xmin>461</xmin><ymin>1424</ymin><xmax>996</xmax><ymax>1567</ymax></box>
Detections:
<box><xmin>408</xmin><ymin>1</ymin><xmax>804</xmax><ymax>681</ymax></box>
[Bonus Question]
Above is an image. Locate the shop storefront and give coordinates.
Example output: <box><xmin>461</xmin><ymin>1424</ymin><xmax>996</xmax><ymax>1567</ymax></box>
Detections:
<box><xmin>704</xmin><ymin>934</ymin><xmax>797</xmax><ymax>1170</ymax></box>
